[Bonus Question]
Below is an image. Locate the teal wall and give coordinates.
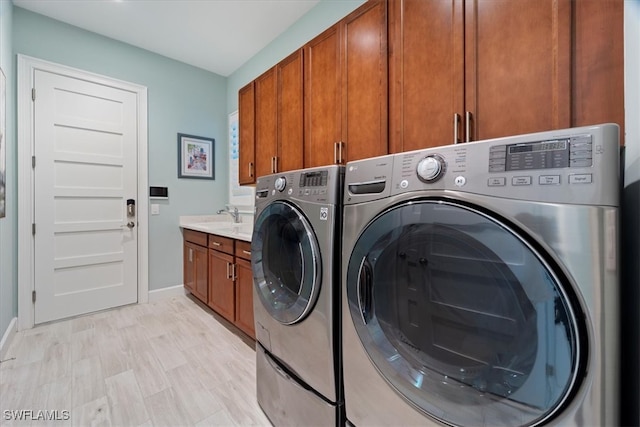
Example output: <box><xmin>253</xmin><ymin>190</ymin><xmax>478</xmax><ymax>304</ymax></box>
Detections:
<box><xmin>226</xmin><ymin>0</ymin><xmax>365</xmax><ymax>113</ymax></box>
<box><xmin>13</xmin><ymin>7</ymin><xmax>229</xmax><ymax>294</ymax></box>
<box><xmin>0</xmin><ymin>0</ymin><xmax>16</xmax><ymax>341</ymax></box>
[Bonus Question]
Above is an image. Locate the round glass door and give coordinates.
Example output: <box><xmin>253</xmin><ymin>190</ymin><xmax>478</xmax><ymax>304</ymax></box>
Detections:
<box><xmin>346</xmin><ymin>199</ymin><xmax>584</xmax><ymax>426</ymax></box>
<box><xmin>252</xmin><ymin>201</ymin><xmax>321</xmax><ymax>325</ymax></box>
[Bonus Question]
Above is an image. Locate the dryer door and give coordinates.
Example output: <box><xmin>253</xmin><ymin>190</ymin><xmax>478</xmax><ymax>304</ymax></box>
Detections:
<box><xmin>252</xmin><ymin>201</ymin><xmax>321</xmax><ymax>325</ymax></box>
<box><xmin>346</xmin><ymin>199</ymin><xmax>584</xmax><ymax>427</ymax></box>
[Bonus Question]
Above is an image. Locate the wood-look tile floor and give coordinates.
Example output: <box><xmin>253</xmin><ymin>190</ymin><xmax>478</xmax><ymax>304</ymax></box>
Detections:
<box><xmin>0</xmin><ymin>295</ymin><xmax>271</xmax><ymax>427</ymax></box>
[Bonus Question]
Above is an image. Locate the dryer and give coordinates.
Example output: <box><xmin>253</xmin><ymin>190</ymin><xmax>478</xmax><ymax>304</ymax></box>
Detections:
<box><xmin>252</xmin><ymin>165</ymin><xmax>344</xmax><ymax>426</ymax></box>
<box><xmin>341</xmin><ymin>124</ymin><xmax>620</xmax><ymax>426</ymax></box>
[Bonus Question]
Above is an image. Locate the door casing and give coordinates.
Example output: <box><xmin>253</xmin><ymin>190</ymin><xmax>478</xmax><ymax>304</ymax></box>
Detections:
<box><xmin>17</xmin><ymin>54</ymin><xmax>149</xmax><ymax>330</ymax></box>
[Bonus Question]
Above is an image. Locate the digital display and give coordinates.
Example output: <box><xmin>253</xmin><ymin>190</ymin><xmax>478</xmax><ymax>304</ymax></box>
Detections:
<box><xmin>300</xmin><ymin>171</ymin><xmax>328</xmax><ymax>187</ymax></box>
<box><xmin>508</xmin><ymin>140</ymin><xmax>567</xmax><ymax>154</ymax></box>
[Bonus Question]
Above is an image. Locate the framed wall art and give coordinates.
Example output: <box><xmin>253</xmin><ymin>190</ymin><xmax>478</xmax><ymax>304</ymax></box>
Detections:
<box><xmin>0</xmin><ymin>67</ymin><xmax>6</xmax><ymax>218</ymax></box>
<box><xmin>178</xmin><ymin>133</ymin><xmax>215</xmax><ymax>180</ymax></box>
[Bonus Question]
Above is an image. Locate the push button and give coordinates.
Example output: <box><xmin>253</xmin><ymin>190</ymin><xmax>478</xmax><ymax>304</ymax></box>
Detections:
<box><xmin>539</xmin><ymin>175</ymin><xmax>560</xmax><ymax>185</ymax></box>
<box><xmin>488</xmin><ymin>177</ymin><xmax>506</xmax><ymax>187</ymax></box>
<box><xmin>512</xmin><ymin>176</ymin><xmax>532</xmax><ymax>186</ymax></box>
<box><xmin>569</xmin><ymin>174</ymin><xmax>593</xmax><ymax>184</ymax></box>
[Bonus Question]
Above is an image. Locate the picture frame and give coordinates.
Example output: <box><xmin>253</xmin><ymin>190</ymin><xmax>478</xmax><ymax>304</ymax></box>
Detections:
<box><xmin>0</xmin><ymin>67</ymin><xmax>6</xmax><ymax>218</ymax></box>
<box><xmin>177</xmin><ymin>133</ymin><xmax>215</xmax><ymax>180</ymax></box>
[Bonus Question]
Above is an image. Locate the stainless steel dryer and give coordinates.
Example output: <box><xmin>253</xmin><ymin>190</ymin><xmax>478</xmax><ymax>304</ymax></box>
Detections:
<box><xmin>252</xmin><ymin>165</ymin><xmax>344</xmax><ymax>426</ymax></box>
<box><xmin>341</xmin><ymin>124</ymin><xmax>620</xmax><ymax>426</ymax></box>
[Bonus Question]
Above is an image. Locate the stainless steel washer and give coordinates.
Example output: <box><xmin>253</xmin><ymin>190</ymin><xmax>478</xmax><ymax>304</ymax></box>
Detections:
<box><xmin>252</xmin><ymin>165</ymin><xmax>344</xmax><ymax>426</ymax></box>
<box><xmin>341</xmin><ymin>124</ymin><xmax>620</xmax><ymax>426</ymax></box>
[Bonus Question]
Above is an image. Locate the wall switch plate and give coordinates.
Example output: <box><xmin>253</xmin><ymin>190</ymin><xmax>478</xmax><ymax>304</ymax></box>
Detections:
<box><xmin>151</xmin><ymin>204</ymin><xmax>160</xmax><ymax>215</ymax></box>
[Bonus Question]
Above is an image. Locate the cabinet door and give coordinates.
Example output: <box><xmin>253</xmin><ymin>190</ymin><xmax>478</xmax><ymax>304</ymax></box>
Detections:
<box><xmin>304</xmin><ymin>1</ymin><xmax>388</xmax><ymax>167</ymax></box>
<box><xmin>235</xmin><ymin>257</ymin><xmax>255</xmax><ymax>339</ymax></box>
<box><xmin>304</xmin><ymin>25</ymin><xmax>342</xmax><ymax>168</ymax></box>
<box><xmin>255</xmin><ymin>67</ymin><xmax>278</xmax><ymax>178</ymax></box>
<box><xmin>238</xmin><ymin>81</ymin><xmax>255</xmax><ymax>184</ymax></box>
<box><xmin>465</xmin><ymin>0</ymin><xmax>571</xmax><ymax>141</ymax></box>
<box><xmin>208</xmin><ymin>250</ymin><xmax>235</xmax><ymax>323</ymax></box>
<box><xmin>184</xmin><ymin>241</ymin><xmax>207</xmax><ymax>303</ymax></box>
<box><xmin>389</xmin><ymin>0</ymin><xmax>464</xmax><ymax>152</ymax></box>
<box><xmin>277</xmin><ymin>50</ymin><xmax>304</xmax><ymax>173</ymax></box>
<box><xmin>342</xmin><ymin>0</ymin><xmax>388</xmax><ymax>162</ymax></box>
<box><xmin>183</xmin><ymin>242</ymin><xmax>195</xmax><ymax>294</ymax></box>
<box><xmin>572</xmin><ymin>0</ymin><xmax>624</xmax><ymax>144</ymax></box>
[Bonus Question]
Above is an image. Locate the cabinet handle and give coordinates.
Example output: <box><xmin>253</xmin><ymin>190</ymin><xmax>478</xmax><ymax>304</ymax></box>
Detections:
<box><xmin>226</xmin><ymin>262</ymin><xmax>231</xmax><ymax>279</ymax></box>
<box><xmin>211</xmin><ymin>241</ymin><xmax>221</xmax><ymax>247</ymax></box>
<box><xmin>338</xmin><ymin>141</ymin><xmax>344</xmax><ymax>164</ymax></box>
<box><xmin>274</xmin><ymin>156</ymin><xmax>278</xmax><ymax>173</ymax></box>
<box><xmin>249</xmin><ymin>162</ymin><xmax>254</xmax><ymax>178</ymax></box>
<box><xmin>242</xmin><ymin>250</ymin><xmax>251</xmax><ymax>256</ymax></box>
<box><xmin>465</xmin><ymin>111</ymin><xmax>472</xmax><ymax>143</ymax></box>
<box><xmin>189</xmin><ymin>248</ymin><xmax>193</xmax><ymax>262</ymax></box>
<box><xmin>231</xmin><ymin>263</ymin><xmax>237</xmax><ymax>281</ymax></box>
<box><xmin>453</xmin><ymin>113</ymin><xmax>461</xmax><ymax>144</ymax></box>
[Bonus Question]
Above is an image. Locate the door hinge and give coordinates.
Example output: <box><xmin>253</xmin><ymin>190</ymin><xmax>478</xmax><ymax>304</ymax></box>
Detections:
<box><xmin>32</xmin><ymin>223</ymin><xmax>36</xmax><ymax>235</ymax></box>
<box><xmin>32</xmin><ymin>290</ymin><xmax>36</xmax><ymax>303</ymax></box>
<box><xmin>32</xmin><ymin>156</ymin><xmax>36</xmax><ymax>168</ymax></box>
<box><xmin>32</xmin><ymin>88</ymin><xmax>36</xmax><ymax>101</ymax></box>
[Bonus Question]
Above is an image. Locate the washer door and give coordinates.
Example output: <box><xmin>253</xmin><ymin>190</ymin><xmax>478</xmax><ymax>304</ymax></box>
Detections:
<box><xmin>346</xmin><ymin>200</ymin><xmax>583</xmax><ymax>426</ymax></box>
<box><xmin>252</xmin><ymin>201</ymin><xmax>321</xmax><ymax>325</ymax></box>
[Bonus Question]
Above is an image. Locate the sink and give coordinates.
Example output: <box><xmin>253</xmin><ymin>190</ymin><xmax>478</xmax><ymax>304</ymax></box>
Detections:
<box><xmin>217</xmin><ymin>224</ymin><xmax>253</xmax><ymax>235</ymax></box>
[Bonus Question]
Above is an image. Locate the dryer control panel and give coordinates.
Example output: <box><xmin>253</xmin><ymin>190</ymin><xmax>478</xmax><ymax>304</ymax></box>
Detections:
<box><xmin>255</xmin><ymin>165</ymin><xmax>344</xmax><ymax>207</ymax></box>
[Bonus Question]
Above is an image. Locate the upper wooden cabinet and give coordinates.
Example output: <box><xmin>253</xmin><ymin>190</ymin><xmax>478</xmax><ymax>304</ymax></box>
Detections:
<box><xmin>304</xmin><ymin>0</ymin><xmax>388</xmax><ymax>167</ymax></box>
<box><xmin>389</xmin><ymin>0</ymin><xmax>571</xmax><ymax>152</ymax></box>
<box><xmin>239</xmin><ymin>51</ymin><xmax>304</xmax><ymax>183</ymax></box>
<box><xmin>572</xmin><ymin>0</ymin><xmax>624</xmax><ymax>142</ymax></box>
<box><xmin>238</xmin><ymin>82</ymin><xmax>255</xmax><ymax>184</ymax></box>
<box><xmin>389</xmin><ymin>0</ymin><xmax>624</xmax><ymax>152</ymax></box>
<box><xmin>255</xmin><ymin>67</ymin><xmax>278</xmax><ymax>179</ymax></box>
<box><xmin>277</xmin><ymin>50</ymin><xmax>305</xmax><ymax>173</ymax></box>
<box><xmin>238</xmin><ymin>0</ymin><xmax>624</xmax><ymax>176</ymax></box>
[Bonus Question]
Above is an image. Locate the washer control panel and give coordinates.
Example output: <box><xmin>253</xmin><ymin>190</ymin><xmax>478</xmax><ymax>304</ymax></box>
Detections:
<box><xmin>344</xmin><ymin>124</ymin><xmax>619</xmax><ymax>207</ymax></box>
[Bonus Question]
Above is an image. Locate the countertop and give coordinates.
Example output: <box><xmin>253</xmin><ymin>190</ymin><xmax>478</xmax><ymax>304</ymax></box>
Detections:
<box><xmin>180</xmin><ymin>215</ymin><xmax>253</xmax><ymax>242</ymax></box>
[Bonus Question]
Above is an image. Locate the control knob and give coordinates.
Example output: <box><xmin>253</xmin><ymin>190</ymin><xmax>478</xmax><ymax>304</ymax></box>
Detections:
<box><xmin>416</xmin><ymin>155</ymin><xmax>445</xmax><ymax>183</ymax></box>
<box><xmin>274</xmin><ymin>176</ymin><xmax>287</xmax><ymax>192</ymax></box>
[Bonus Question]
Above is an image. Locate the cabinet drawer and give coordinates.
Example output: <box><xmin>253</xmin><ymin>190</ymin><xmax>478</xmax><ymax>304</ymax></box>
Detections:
<box><xmin>183</xmin><ymin>229</ymin><xmax>208</xmax><ymax>247</ymax></box>
<box><xmin>236</xmin><ymin>240</ymin><xmax>252</xmax><ymax>261</ymax></box>
<box><xmin>208</xmin><ymin>234</ymin><xmax>235</xmax><ymax>255</ymax></box>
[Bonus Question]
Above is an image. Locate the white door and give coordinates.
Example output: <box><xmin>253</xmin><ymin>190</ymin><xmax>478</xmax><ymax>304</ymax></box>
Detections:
<box><xmin>33</xmin><ymin>69</ymin><xmax>138</xmax><ymax>324</ymax></box>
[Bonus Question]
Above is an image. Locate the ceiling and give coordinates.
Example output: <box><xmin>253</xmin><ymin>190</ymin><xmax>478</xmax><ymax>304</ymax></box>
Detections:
<box><xmin>12</xmin><ymin>0</ymin><xmax>321</xmax><ymax>77</ymax></box>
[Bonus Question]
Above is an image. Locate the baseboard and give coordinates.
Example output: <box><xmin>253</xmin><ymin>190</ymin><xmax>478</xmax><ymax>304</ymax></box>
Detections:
<box><xmin>147</xmin><ymin>284</ymin><xmax>187</xmax><ymax>303</ymax></box>
<box><xmin>0</xmin><ymin>317</ymin><xmax>17</xmax><ymax>362</ymax></box>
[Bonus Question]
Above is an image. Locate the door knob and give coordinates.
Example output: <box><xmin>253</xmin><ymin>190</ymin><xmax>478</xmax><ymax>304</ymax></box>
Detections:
<box><xmin>127</xmin><ymin>221</ymin><xmax>135</xmax><ymax>229</ymax></box>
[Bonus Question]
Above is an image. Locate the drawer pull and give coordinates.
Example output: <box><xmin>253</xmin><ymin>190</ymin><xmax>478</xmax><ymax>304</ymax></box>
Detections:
<box><xmin>242</xmin><ymin>250</ymin><xmax>251</xmax><ymax>256</ymax></box>
<box><xmin>212</xmin><ymin>241</ymin><xmax>222</xmax><ymax>246</ymax></box>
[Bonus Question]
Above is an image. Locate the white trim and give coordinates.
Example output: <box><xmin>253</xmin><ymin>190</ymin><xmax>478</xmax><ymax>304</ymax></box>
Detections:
<box><xmin>148</xmin><ymin>284</ymin><xmax>188</xmax><ymax>303</ymax></box>
<box><xmin>17</xmin><ymin>55</ymin><xmax>149</xmax><ymax>330</ymax></box>
<box><xmin>0</xmin><ymin>317</ymin><xmax>17</xmax><ymax>361</ymax></box>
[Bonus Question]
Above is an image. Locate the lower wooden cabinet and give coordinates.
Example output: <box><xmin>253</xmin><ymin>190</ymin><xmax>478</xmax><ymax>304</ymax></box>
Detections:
<box><xmin>183</xmin><ymin>229</ymin><xmax>255</xmax><ymax>340</ymax></box>
<box><xmin>235</xmin><ymin>241</ymin><xmax>255</xmax><ymax>338</ymax></box>
<box><xmin>183</xmin><ymin>230</ymin><xmax>208</xmax><ymax>303</ymax></box>
<box><xmin>208</xmin><ymin>249</ymin><xmax>235</xmax><ymax>323</ymax></box>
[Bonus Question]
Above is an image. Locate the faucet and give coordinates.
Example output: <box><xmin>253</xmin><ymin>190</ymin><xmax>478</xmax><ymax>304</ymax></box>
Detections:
<box><xmin>217</xmin><ymin>206</ymin><xmax>241</xmax><ymax>223</ymax></box>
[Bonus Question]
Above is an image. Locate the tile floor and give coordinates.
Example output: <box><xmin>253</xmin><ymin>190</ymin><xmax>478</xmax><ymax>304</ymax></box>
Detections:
<box><xmin>0</xmin><ymin>295</ymin><xmax>271</xmax><ymax>426</ymax></box>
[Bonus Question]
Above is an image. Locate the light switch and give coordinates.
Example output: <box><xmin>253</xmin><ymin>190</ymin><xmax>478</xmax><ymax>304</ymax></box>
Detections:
<box><xmin>151</xmin><ymin>204</ymin><xmax>160</xmax><ymax>215</ymax></box>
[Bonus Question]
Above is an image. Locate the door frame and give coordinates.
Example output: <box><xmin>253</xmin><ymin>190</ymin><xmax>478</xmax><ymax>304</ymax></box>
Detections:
<box><xmin>17</xmin><ymin>55</ymin><xmax>149</xmax><ymax>330</ymax></box>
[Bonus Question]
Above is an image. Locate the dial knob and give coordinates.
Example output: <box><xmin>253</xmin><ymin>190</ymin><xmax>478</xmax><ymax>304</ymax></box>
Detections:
<box><xmin>416</xmin><ymin>155</ymin><xmax>445</xmax><ymax>182</ymax></box>
<box><xmin>274</xmin><ymin>176</ymin><xmax>287</xmax><ymax>192</ymax></box>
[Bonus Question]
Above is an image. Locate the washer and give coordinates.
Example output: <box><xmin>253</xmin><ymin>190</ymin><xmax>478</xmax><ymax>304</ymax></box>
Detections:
<box><xmin>341</xmin><ymin>124</ymin><xmax>620</xmax><ymax>426</ymax></box>
<box><xmin>252</xmin><ymin>165</ymin><xmax>344</xmax><ymax>426</ymax></box>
